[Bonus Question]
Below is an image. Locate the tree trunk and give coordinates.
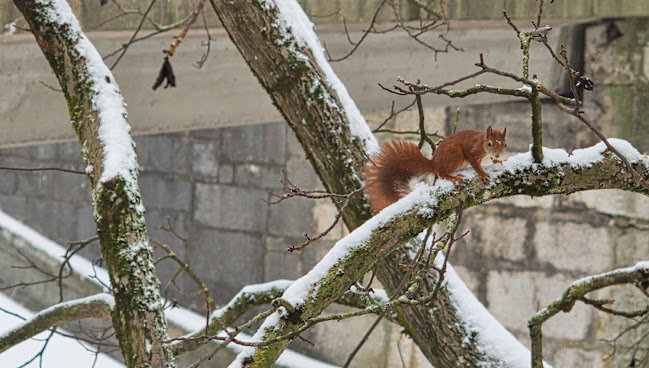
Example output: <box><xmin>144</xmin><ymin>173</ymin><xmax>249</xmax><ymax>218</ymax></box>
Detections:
<box><xmin>12</xmin><ymin>1</ymin><xmax>174</xmax><ymax>367</ymax></box>
<box><xmin>206</xmin><ymin>0</ymin><xmax>518</xmax><ymax>366</ymax></box>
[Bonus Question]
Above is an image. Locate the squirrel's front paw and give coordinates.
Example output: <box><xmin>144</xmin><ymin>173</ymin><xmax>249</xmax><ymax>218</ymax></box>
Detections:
<box><xmin>491</xmin><ymin>158</ymin><xmax>503</xmax><ymax>164</ymax></box>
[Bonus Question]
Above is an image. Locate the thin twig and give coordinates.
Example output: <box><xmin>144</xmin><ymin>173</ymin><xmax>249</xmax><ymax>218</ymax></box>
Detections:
<box><xmin>109</xmin><ymin>0</ymin><xmax>158</xmax><ymax>70</ymax></box>
<box><xmin>0</xmin><ymin>166</ymin><xmax>85</xmax><ymax>175</ymax></box>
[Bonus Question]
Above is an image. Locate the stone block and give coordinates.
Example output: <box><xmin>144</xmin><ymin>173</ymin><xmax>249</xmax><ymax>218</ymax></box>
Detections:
<box><xmin>75</xmin><ymin>205</ymin><xmax>96</xmax><ymax>241</ymax></box>
<box><xmin>569</xmin><ymin>190</ymin><xmax>649</xmax><ymax>221</ymax></box>
<box><xmin>139</xmin><ymin>174</ymin><xmax>192</xmax><ymax>211</ymax></box>
<box><xmin>285</xmin><ymin>153</ymin><xmax>322</xmax><ymax>191</ymax></box>
<box><xmin>312</xmin><ymin>200</ymin><xmax>345</xmax><ymax>240</ymax></box>
<box><xmin>187</xmin><ymin>228</ymin><xmax>264</xmax><ymax>305</ymax></box>
<box><xmin>218</xmin><ymin>163</ymin><xmax>234</xmax><ymax>183</ymax></box>
<box><xmin>613</xmin><ymin>227</ymin><xmax>649</xmax><ymax>267</ymax></box>
<box><xmin>534</xmin><ymin>221</ymin><xmax>612</xmax><ymax>273</ymax></box>
<box><xmin>40</xmin><ymin>171</ymin><xmax>87</xmax><ymax>203</ymax></box>
<box><xmin>234</xmin><ymin>163</ymin><xmax>283</xmax><ymax>189</ymax></box>
<box><xmin>285</xmin><ymin>127</ymin><xmax>306</xmax><ymax>157</ymax></box>
<box><xmin>268</xmin><ymin>196</ymin><xmax>316</xmax><ymax>238</ymax></box>
<box><xmin>385</xmin><ymin>328</ymin><xmax>432</xmax><ymax>368</ymax></box>
<box><xmin>1</xmin><ymin>145</ymin><xmax>33</xmax><ymax>160</ymax></box>
<box><xmin>193</xmin><ymin>183</ymin><xmax>267</xmax><ymax>232</ymax></box>
<box><xmin>551</xmin><ymin>349</ymin><xmax>604</xmax><ymax>368</ymax></box>
<box><xmin>299</xmin><ymin>304</ymin><xmax>391</xmax><ymax>367</ymax></box>
<box><xmin>33</xmin><ymin>143</ymin><xmax>57</xmax><ymax>162</ymax></box>
<box><xmin>594</xmin><ymin>285</ymin><xmax>649</xmax><ymax>341</ymax></box>
<box><xmin>488</xmin><ymin>270</ymin><xmax>592</xmax><ymax>340</ymax></box>
<box><xmin>56</xmin><ymin>141</ymin><xmax>83</xmax><ymax>164</ymax></box>
<box><xmin>265</xmin><ymin>236</ymin><xmax>295</xmax><ymax>253</ymax></box>
<box><xmin>486</xmin><ymin>270</ymin><xmax>537</xmax><ymax>333</ymax></box>
<box><xmin>0</xmin><ymin>195</ymin><xmax>27</xmax><ymax>220</ymax></box>
<box><xmin>220</xmin><ymin>123</ymin><xmax>286</xmax><ymax>165</ymax></box>
<box><xmin>5</xmin><ymin>143</ymin><xmax>57</xmax><ymax>163</ymax></box>
<box><xmin>301</xmin><ymin>239</ymin><xmax>336</xmax><ymax>272</ymax></box>
<box><xmin>145</xmin><ymin>209</ymin><xmax>187</xmax><ymax>253</ymax></box>
<box><xmin>15</xmin><ymin>170</ymin><xmax>42</xmax><ymax>197</ymax></box>
<box><xmin>462</xmin><ymin>213</ymin><xmax>528</xmax><ymax>262</ymax></box>
<box><xmin>25</xmin><ymin>199</ymin><xmax>78</xmax><ymax>245</ymax></box>
<box><xmin>452</xmin><ymin>265</ymin><xmax>482</xmax><ymax>297</ymax></box>
<box><xmin>189</xmin><ymin>128</ymin><xmax>220</xmax><ymax>140</ymax></box>
<box><xmin>135</xmin><ymin>134</ymin><xmax>189</xmax><ymax>175</ymax></box>
<box><xmin>191</xmin><ymin>140</ymin><xmax>218</xmax><ymax>177</ymax></box>
<box><xmin>264</xmin><ymin>251</ymin><xmax>301</xmax><ymax>281</ymax></box>
<box><xmin>0</xmin><ymin>170</ymin><xmax>16</xmax><ymax>194</ymax></box>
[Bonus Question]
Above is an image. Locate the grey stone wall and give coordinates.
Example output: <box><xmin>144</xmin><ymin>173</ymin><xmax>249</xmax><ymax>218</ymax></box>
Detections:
<box><xmin>0</xmin><ymin>121</ymin><xmax>341</xmax><ymax>308</ymax></box>
<box><xmin>4</xmin><ymin>108</ymin><xmax>649</xmax><ymax>367</ymax></box>
<box><xmin>0</xmin><ymin>121</ymin><xmax>431</xmax><ymax>367</ymax></box>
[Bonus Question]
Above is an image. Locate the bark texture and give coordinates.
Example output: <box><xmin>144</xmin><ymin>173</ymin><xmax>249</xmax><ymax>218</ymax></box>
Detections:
<box><xmin>12</xmin><ymin>1</ymin><xmax>173</xmax><ymax>367</ymax></box>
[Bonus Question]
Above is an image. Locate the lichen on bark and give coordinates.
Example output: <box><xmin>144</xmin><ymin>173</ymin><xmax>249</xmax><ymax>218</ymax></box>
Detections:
<box><xmin>12</xmin><ymin>1</ymin><xmax>174</xmax><ymax>366</ymax></box>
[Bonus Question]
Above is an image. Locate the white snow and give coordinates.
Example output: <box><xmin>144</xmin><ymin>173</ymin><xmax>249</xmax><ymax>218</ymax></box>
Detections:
<box><xmin>440</xmin><ymin>257</ymin><xmax>547</xmax><ymax>368</ymax></box>
<box><xmin>36</xmin><ymin>0</ymin><xmax>138</xmax><ymax>186</ymax></box>
<box><xmin>262</xmin><ymin>0</ymin><xmax>379</xmax><ymax>155</ymax></box>
<box><xmin>0</xmin><ymin>292</ymin><xmax>124</xmax><ymax>368</ymax></box>
<box><xmin>0</xmin><ymin>209</ymin><xmax>111</xmax><ymax>290</ymax></box>
<box><xmin>498</xmin><ymin>139</ymin><xmax>645</xmax><ymax>175</ymax></box>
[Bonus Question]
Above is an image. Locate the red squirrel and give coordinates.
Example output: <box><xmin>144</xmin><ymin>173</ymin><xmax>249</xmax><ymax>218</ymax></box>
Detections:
<box><xmin>363</xmin><ymin>126</ymin><xmax>507</xmax><ymax>213</ymax></box>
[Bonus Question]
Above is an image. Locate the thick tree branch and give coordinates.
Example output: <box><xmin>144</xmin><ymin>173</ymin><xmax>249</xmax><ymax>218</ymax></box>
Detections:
<box><xmin>203</xmin><ymin>1</ymin><xmax>649</xmax><ymax>367</ymax></box>
<box><xmin>171</xmin><ymin>280</ymin><xmax>389</xmax><ymax>357</ymax></box>
<box><xmin>231</xmin><ymin>141</ymin><xmax>649</xmax><ymax>367</ymax></box>
<box><xmin>12</xmin><ymin>1</ymin><xmax>174</xmax><ymax>366</ymax></box>
<box><xmin>0</xmin><ymin>294</ymin><xmax>113</xmax><ymax>353</ymax></box>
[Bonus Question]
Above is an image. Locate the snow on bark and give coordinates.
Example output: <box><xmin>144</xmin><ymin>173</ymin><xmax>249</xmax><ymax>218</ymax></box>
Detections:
<box><xmin>231</xmin><ymin>139</ymin><xmax>649</xmax><ymax>367</ymax></box>
<box><xmin>35</xmin><ymin>0</ymin><xmax>138</xmax><ymax>188</ymax></box>
<box><xmin>0</xmin><ymin>293</ymin><xmax>114</xmax><ymax>343</ymax></box>
<box><xmin>258</xmin><ymin>0</ymin><xmax>379</xmax><ymax>155</ymax></box>
<box><xmin>0</xmin><ymin>292</ymin><xmax>123</xmax><ymax>367</ymax></box>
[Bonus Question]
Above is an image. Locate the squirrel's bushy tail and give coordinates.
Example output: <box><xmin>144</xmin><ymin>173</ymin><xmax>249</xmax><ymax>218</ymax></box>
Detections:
<box><xmin>363</xmin><ymin>141</ymin><xmax>433</xmax><ymax>214</ymax></box>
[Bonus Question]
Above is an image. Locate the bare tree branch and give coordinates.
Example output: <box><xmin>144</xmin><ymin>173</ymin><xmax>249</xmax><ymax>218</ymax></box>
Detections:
<box><xmin>0</xmin><ymin>294</ymin><xmax>113</xmax><ymax>354</ymax></box>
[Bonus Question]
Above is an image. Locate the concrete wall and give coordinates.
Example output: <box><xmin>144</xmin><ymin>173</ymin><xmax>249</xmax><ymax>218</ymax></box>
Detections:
<box><xmin>0</xmin><ymin>23</ymin><xmax>562</xmax><ymax>147</ymax></box>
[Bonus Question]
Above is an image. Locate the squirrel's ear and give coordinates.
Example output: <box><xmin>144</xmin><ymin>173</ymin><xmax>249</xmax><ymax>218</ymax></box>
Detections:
<box><xmin>487</xmin><ymin>125</ymin><xmax>493</xmax><ymax>136</ymax></box>
<box><xmin>503</xmin><ymin>127</ymin><xmax>507</xmax><ymax>136</ymax></box>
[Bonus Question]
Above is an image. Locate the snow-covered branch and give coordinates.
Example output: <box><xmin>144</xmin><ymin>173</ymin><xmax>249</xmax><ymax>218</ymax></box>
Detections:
<box><xmin>172</xmin><ymin>279</ymin><xmax>390</xmax><ymax>357</ymax></box>
<box><xmin>13</xmin><ymin>0</ymin><xmax>174</xmax><ymax>366</ymax></box>
<box><xmin>529</xmin><ymin>262</ymin><xmax>649</xmax><ymax>367</ymax></box>
<box><xmin>0</xmin><ymin>294</ymin><xmax>114</xmax><ymax>354</ymax></box>
<box><xmin>232</xmin><ymin>140</ymin><xmax>649</xmax><ymax>367</ymax></box>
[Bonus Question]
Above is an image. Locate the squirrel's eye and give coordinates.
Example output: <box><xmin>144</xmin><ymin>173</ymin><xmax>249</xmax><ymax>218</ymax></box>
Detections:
<box><xmin>487</xmin><ymin>142</ymin><xmax>492</xmax><ymax>146</ymax></box>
